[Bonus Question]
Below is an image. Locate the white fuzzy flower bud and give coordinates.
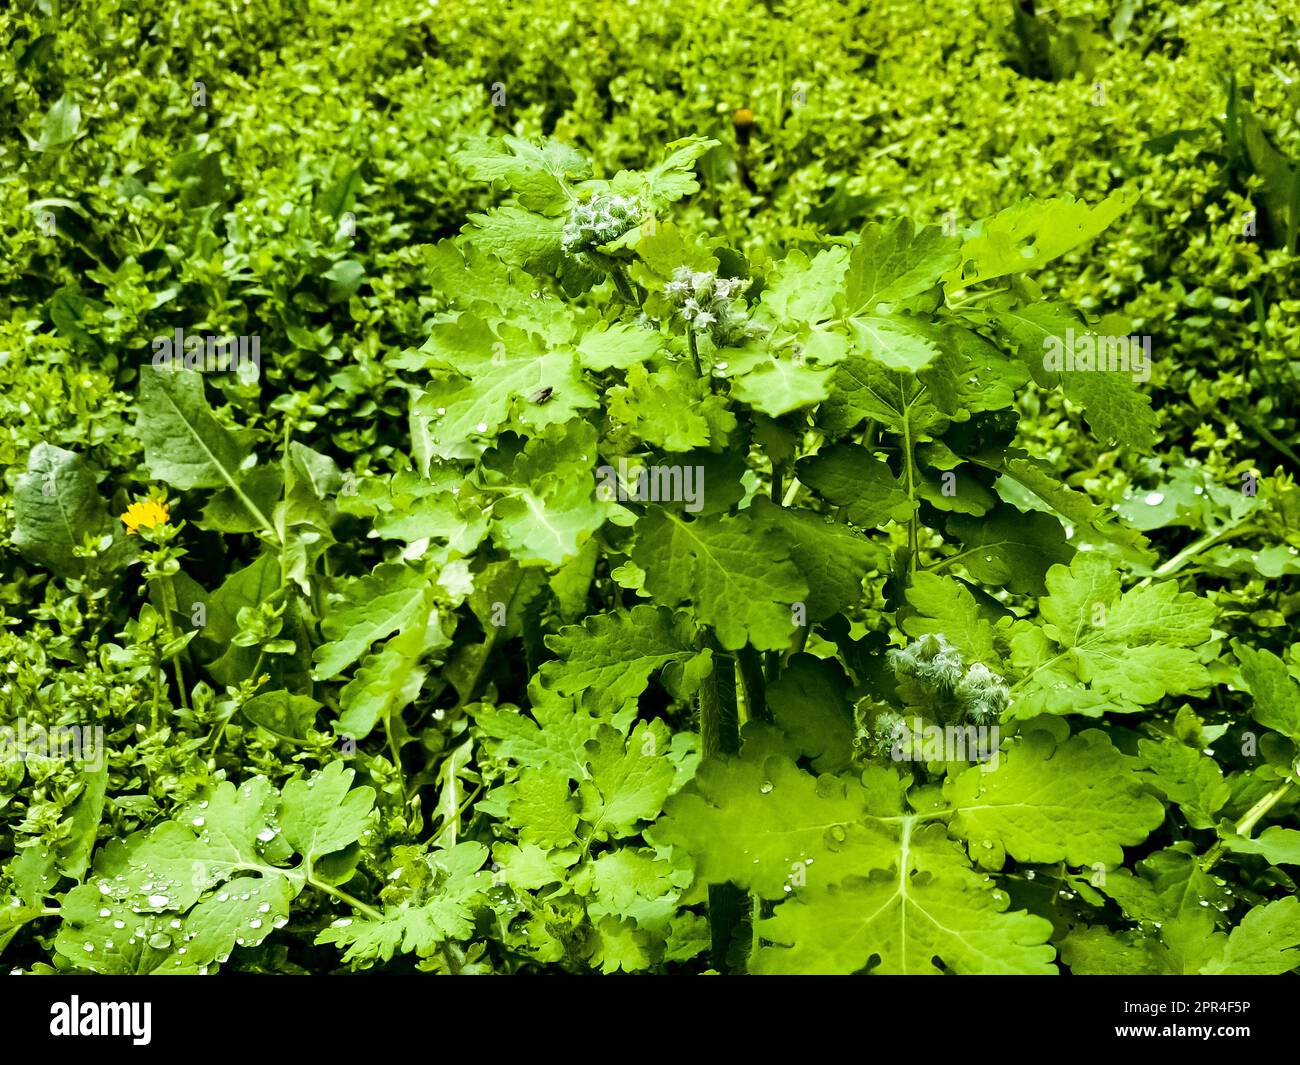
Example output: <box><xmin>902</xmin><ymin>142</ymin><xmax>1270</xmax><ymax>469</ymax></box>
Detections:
<box><xmin>562</xmin><ymin>192</ymin><xmax>644</xmax><ymax>253</ymax></box>
<box><xmin>888</xmin><ymin>633</ymin><xmax>965</xmax><ymax>691</ymax></box>
<box><xmin>957</xmin><ymin>662</ymin><xmax>1010</xmax><ymax>723</ymax></box>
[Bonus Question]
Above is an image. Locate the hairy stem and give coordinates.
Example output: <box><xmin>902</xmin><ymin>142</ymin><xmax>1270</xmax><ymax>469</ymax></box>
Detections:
<box><xmin>700</xmin><ymin>638</ymin><xmax>744</xmax><ymax>968</ymax></box>
<box><xmin>611</xmin><ymin>262</ymin><xmax>639</xmax><ymax>306</ymax></box>
<box><xmin>736</xmin><ymin>645</ymin><xmax>770</xmax><ymax>725</ymax></box>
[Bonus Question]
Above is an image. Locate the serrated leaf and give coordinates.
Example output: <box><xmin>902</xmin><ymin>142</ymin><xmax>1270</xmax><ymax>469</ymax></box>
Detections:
<box><xmin>577</xmin><ymin>321</ymin><xmax>663</xmax><ymax>370</ymax></box>
<box><xmin>755</xmin><ymin>838</ymin><xmax>1056</xmax><ymax>975</ymax></box>
<box><xmin>947</xmin><ymin>729</ymin><xmax>1165</xmax><ymax>867</ymax></box>
<box><xmin>579</xmin><ymin>722</ymin><xmax>677</xmax><ymax>839</ymax></box>
<box><xmin>314</xmin><ymin>564</ymin><xmax>432</xmax><ymax>681</ymax></box>
<box><xmin>651</xmin><ymin>749</ymin><xmax>899</xmax><ymax>899</ymax></box>
<box><xmin>490</xmin><ymin>420</ymin><xmax>613</xmax><ymax>565</ymax></box>
<box><xmin>1200</xmin><ymin>897</ymin><xmax>1300</xmax><ymax>975</ymax></box>
<box><xmin>994</xmin><ymin>454</ymin><xmax>1149</xmax><ymax>552</ymax></box>
<box><xmin>843</xmin><ymin>218</ymin><xmax>960</xmax><ymax>313</ymax></box>
<box><xmin>631</xmin><ymin>507</ymin><xmax>808</xmax><ymax>651</ymax></box>
<box><xmin>411</xmin><ymin>320</ymin><xmax>598</xmax><ymax>461</ymax></box>
<box><xmin>1138</xmin><ymin>738</ymin><xmax>1230</xmax><ymax>830</ymax></box>
<box><xmin>766</xmin><ymin>655</ymin><xmax>855</xmax><ymax>774</ymax></box>
<box><xmin>945</xmin><ymin>190</ymin><xmax>1137</xmax><ymax>290</ymax></box>
<box><xmin>944</xmin><ymin>503</ymin><xmax>1073</xmax><ymax>595</ymax></box>
<box><xmin>540</xmin><ymin>605</ymin><xmax>711</xmax><ymax>714</ymax></box>
<box><xmin>241</xmin><ymin>690</ymin><xmax>321</xmax><ymax>743</ymax></box>
<box><xmin>281</xmin><ymin>762</ymin><xmax>375</xmax><ymax>862</ymax></box>
<box><xmin>1010</xmin><ymin>554</ymin><xmax>1217</xmax><ymax>717</ymax></box>
<box><xmin>608</xmin><ymin>361</ymin><xmax>736</xmax><ymax>450</ymax></box>
<box><xmin>797</xmin><ymin>443</ymin><xmax>910</xmax><ymax>529</ymax></box>
<box><xmin>901</xmin><ymin>571</ymin><xmax>1001</xmax><ymax>666</ymax></box>
<box><xmin>1234</xmin><ymin>642</ymin><xmax>1300</xmax><ymax>741</ymax></box>
<box><xmin>316</xmin><ymin>843</ymin><xmax>492</xmax><ymax>963</ymax></box>
<box><xmin>750</xmin><ymin>496</ymin><xmax>879</xmax><ymax>622</ymax></box>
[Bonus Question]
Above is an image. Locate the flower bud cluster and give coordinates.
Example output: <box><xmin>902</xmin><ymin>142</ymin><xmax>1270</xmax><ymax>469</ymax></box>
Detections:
<box><xmin>662</xmin><ymin>266</ymin><xmax>750</xmax><ymax>341</ymax></box>
<box><xmin>561</xmin><ymin>193</ymin><xmax>644</xmax><ymax>253</ymax></box>
<box><xmin>887</xmin><ymin>634</ymin><xmax>1011</xmax><ymax>723</ymax></box>
<box><xmin>887</xmin><ymin>633</ymin><xmax>965</xmax><ymax>691</ymax></box>
<box><xmin>867</xmin><ymin>710</ymin><xmax>909</xmax><ymax>759</ymax></box>
<box><xmin>956</xmin><ymin>662</ymin><xmax>1010</xmax><ymax>723</ymax></box>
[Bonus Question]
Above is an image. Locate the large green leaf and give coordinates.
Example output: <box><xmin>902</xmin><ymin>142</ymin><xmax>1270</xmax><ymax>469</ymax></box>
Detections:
<box><xmin>12</xmin><ymin>443</ymin><xmax>127</xmax><ymax>576</ymax></box>
<box><xmin>631</xmin><ymin>507</ymin><xmax>808</xmax><ymax>651</ymax></box>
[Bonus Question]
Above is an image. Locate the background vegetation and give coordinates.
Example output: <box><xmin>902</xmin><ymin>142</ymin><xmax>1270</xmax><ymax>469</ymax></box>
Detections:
<box><xmin>2</xmin><ymin>0</ymin><xmax>1299</xmax><ymax>974</ymax></box>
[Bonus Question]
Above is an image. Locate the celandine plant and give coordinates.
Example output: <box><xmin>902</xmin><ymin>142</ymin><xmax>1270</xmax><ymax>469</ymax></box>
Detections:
<box><xmin>5</xmin><ymin>137</ymin><xmax>1300</xmax><ymax>976</ymax></box>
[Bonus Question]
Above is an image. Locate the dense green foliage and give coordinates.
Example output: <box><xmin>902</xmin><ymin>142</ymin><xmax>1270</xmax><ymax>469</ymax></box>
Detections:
<box><xmin>2</xmin><ymin>0</ymin><xmax>1299</xmax><ymax>975</ymax></box>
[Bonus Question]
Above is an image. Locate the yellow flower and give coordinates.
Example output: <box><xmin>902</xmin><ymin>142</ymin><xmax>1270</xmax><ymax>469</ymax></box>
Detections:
<box><xmin>121</xmin><ymin>498</ymin><xmax>171</xmax><ymax>535</ymax></box>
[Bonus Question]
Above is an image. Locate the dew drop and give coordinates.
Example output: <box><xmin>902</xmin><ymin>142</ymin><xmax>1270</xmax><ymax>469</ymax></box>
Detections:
<box><xmin>1144</xmin><ymin>492</ymin><xmax>1164</xmax><ymax>505</ymax></box>
<box><xmin>758</xmin><ymin>780</ymin><xmax>774</xmax><ymax>794</ymax></box>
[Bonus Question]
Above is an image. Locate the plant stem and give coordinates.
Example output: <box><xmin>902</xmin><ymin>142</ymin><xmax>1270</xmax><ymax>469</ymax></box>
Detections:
<box><xmin>1241</xmin><ymin>414</ymin><xmax>1300</xmax><ymax>470</ymax></box>
<box><xmin>153</xmin><ymin>575</ymin><xmax>190</xmax><ymax>711</ymax></box>
<box><xmin>925</xmin><ymin>545</ymin><xmax>985</xmax><ymax>575</ymax></box>
<box><xmin>771</xmin><ymin>461</ymin><xmax>785</xmax><ymax>504</ymax></box>
<box><xmin>701</xmin><ymin>642</ymin><xmax>740</xmax><ymax>758</ymax></box>
<box><xmin>304</xmin><ymin>859</ymin><xmax>384</xmax><ymax>921</ymax></box>
<box><xmin>687</xmin><ymin>329</ymin><xmax>702</xmax><ymax>378</ymax></box>
<box><xmin>1136</xmin><ymin>524</ymin><xmax>1261</xmax><ymax>588</ymax></box>
<box><xmin>700</xmin><ymin>637</ymin><xmax>744</xmax><ymax>968</ymax></box>
<box><xmin>901</xmin><ymin>408</ymin><xmax>919</xmax><ymax>575</ymax></box>
<box><xmin>611</xmin><ymin>262</ymin><xmax>638</xmax><ymax>305</ymax></box>
<box><xmin>385</xmin><ymin>713</ymin><xmax>406</xmax><ymax>800</ymax></box>
<box><xmin>782</xmin><ymin>477</ymin><xmax>803</xmax><ymax>509</ymax></box>
<box><xmin>736</xmin><ymin>646</ymin><xmax>770</xmax><ymax>725</ymax></box>
<box><xmin>1201</xmin><ymin>778</ymin><xmax>1297</xmax><ymax>872</ymax></box>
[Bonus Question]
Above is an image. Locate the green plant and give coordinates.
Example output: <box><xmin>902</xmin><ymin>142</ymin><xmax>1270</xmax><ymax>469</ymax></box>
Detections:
<box><xmin>3</xmin><ymin>0</ymin><xmax>1300</xmax><ymax>979</ymax></box>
